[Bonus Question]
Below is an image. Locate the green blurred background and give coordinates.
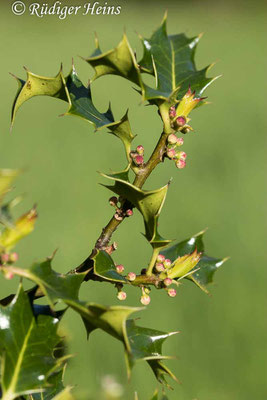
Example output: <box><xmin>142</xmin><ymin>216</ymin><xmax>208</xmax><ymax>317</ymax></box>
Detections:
<box><xmin>0</xmin><ymin>0</ymin><xmax>266</xmax><ymax>399</ymax></box>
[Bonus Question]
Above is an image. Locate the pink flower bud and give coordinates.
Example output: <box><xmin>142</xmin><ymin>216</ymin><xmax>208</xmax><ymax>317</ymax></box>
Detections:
<box><xmin>176</xmin><ymin>116</ymin><xmax>186</xmax><ymax>126</ymax></box>
<box><xmin>178</xmin><ymin>151</ymin><xmax>187</xmax><ymax>160</ymax></box>
<box><xmin>127</xmin><ymin>272</ymin><xmax>136</xmax><ymax>281</ymax></box>
<box><xmin>157</xmin><ymin>254</ymin><xmax>165</xmax><ymax>263</ymax></box>
<box><xmin>167</xmin><ymin>148</ymin><xmax>176</xmax><ymax>159</ymax></box>
<box><xmin>164</xmin><ymin>259</ymin><xmax>172</xmax><ymax>268</ymax></box>
<box><xmin>176</xmin><ymin>137</ymin><xmax>184</xmax><ymax>147</ymax></box>
<box><xmin>167</xmin><ymin>288</ymin><xmax>177</xmax><ymax>297</ymax></box>
<box><xmin>155</xmin><ymin>263</ymin><xmax>165</xmax><ymax>272</ymax></box>
<box><xmin>169</xmin><ymin>106</ymin><xmax>176</xmax><ymax>118</ymax></box>
<box><xmin>114</xmin><ymin>213</ymin><xmax>123</xmax><ymax>221</ymax></box>
<box><xmin>117</xmin><ymin>291</ymin><xmax>127</xmax><ymax>301</ymax></box>
<box><xmin>167</xmin><ymin>134</ymin><xmax>178</xmax><ymax>144</ymax></box>
<box><xmin>140</xmin><ymin>294</ymin><xmax>151</xmax><ymax>305</ymax></box>
<box><xmin>175</xmin><ymin>159</ymin><xmax>186</xmax><ymax>169</ymax></box>
<box><xmin>116</xmin><ymin>264</ymin><xmax>124</xmax><ymax>274</ymax></box>
<box><xmin>10</xmin><ymin>253</ymin><xmax>19</xmax><ymax>263</ymax></box>
<box><xmin>134</xmin><ymin>155</ymin><xmax>144</xmax><ymax>166</ymax></box>
<box><xmin>164</xmin><ymin>278</ymin><xmax>173</xmax><ymax>287</ymax></box>
<box><xmin>109</xmin><ymin>196</ymin><xmax>118</xmax><ymax>207</ymax></box>
<box><xmin>5</xmin><ymin>271</ymin><xmax>14</xmax><ymax>280</ymax></box>
<box><xmin>1</xmin><ymin>253</ymin><xmax>9</xmax><ymax>263</ymax></box>
<box><xmin>136</xmin><ymin>145</ymin><xmax>144</xmax><ymax>155</ymax></box>
<box><xmin>126</xmin><ymin>209</ymin><xmax>133</xmax><ymax>217</ymax></box>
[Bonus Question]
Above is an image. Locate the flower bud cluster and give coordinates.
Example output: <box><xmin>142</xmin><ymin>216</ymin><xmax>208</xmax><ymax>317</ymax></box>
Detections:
<box><xmin>130</xmin><ymin>145</ymin><xmax>144</xmax><ymax>167</ymax></box>
<box><xmin>0</xmin><ymin>252</ymin><xmax>19</xmax><ymax>265</ymax></box>
<box><xmin>115</xmin><ymin>267</ymin><xmax>138</xmax><ymax>301</ymax></box>
<box><xmin>169</xmin><ymin>106</ymin><xmax>192</xmax><ymax>135</ymax></box>
<box><xmin>154</xmin><ymin>253</ymin><xmax>172</xmax><ymax>275</ymax></box>
<box><xmin>108</xmin><ymin>196</ymin><xmax>133</xmax><ymax>221</ymax></box>
<box><xmin>153</xmin><ymin>253</ymin><xmax>178</xmax><ymax>298</ymax></box>
<box><xmin>166</xmin><ymin>134</ymin><xmax>187</xmax><ymax>169</ymax></box>
<box><xmin>0</xmin><ymin>252</ymin><xmax>19</xmax><ymax>280</ymax></box>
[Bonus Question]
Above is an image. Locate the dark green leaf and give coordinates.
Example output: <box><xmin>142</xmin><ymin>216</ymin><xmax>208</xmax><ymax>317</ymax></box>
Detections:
<box><xmin>161</xmin><ymin>230</ymin><xmax>227</xmax><ymax>293</ymax></box>
<box><xmin>138</xmin><ymin>14</ymin><xmax>218</xmax><ymax>102</ymax></box>
<box><xmin>64</xmin><ymin>66</ymin><xmax>114</xmax><ymax>129</ymax></box>
<box><xmin>0</xmin><ymin>285</ymin><xmax>65</xmax><ymax>400</ymax></box>
<box><xmin>11</xmin><ymin>65</ymin><xmax>113</xmax><ymax>131</ymax></box>
<box><xmin>11</xmin><ymin>66</ymin><xmax>135</xmax><ymax>158</ymax></box>
<box><xmin>4</xmin><ymin>265</ymin><xmax>178</xmax><ymax>388</ymax></box>
<box><xmin>74</xmin><ymin>301</ymin><xmax>178</xmax><ymax>388</ymax></box>
<box><xmin>125</xmin><ymin>320</ymin><xmax>178</xmax><ymax>387</ymax></box>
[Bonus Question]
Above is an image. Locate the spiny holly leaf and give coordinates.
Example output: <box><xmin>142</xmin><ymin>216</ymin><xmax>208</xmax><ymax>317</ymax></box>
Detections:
<box><xmin>101</xmin><ymin>171</ymin><xmax>171</xmax><ymax>249</ymax></box>
<box><xmin>11</xmin><ymin>65</ymin><xmax>135</xmax><ymax>158</ymax></box>
<box><xmin>11</xmin><ymin>65</ymin><xmax>111</xmax><ymax>130</ymax></box>
<box><xmin>71</xmin><ymin>301</ymin><xmax>178</xmax><ymax>388</ymax></box>
<box><xmin>161</xmin><ymin>230</ymin><xmax>228</xmax><ymax>293</ymax></box>
<box><xmin>2</xmin><ymin>258</ymin><xmax>85</xmax><ymax>308</ymax></box>
<box><xmin>85</xmin><ymin>33</ymin><xmax>141</xmax><ymax>85</ymax></box>
<box><xmin>92</xmin><ymin>249</ymin><xmax>127</xmax><ymax>283</ymax></box>
<box><xmin>0</xmin><ymin>285</ymin><xmax>65</xmax><ymax>400</ymax></box>
<box><xmin>125</xmin><ymin>320</ymin><xmax>178</xmax><ymax>388</ymax></box>
<box><xmin>138</xmin><ymin>14</ymin><xmax>218</xmax><ymax>102</ymax></box>
<box><xmin>83</xmin><ymin>16</ymin><xmax>218</xmax><ymax>104</ymax></box>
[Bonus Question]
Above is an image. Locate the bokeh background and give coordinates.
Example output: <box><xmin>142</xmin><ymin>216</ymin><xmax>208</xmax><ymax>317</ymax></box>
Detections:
<box><xmin>0</xmin><ymin>0</ymin><xmax>266</xmax><ymax>399</ymax></box>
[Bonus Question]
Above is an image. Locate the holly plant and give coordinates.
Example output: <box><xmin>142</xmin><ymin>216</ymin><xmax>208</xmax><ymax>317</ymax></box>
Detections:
<box><xmin>0</xmin><ymin>14</ymin><xmax>227</xmax><ymax>400</ymax></box>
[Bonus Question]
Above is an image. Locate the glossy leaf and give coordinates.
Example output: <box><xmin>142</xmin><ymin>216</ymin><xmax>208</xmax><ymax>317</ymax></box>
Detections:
<box><xmin>125</xmin><ymin>320</ymin><xmax>178</xmax><ymax>387</ymax></box>
<box><xmin>138</xmin><ymin>14</ymin><xmax>218</xmax><ymax>102</ymax></box>
<box><xmin>92</xmin><ymin>250</ymin><xmax>127</xmax><ymax>283</ymax></box>
<box><xmin>11</xmin><ymin>66</ymin><xmax>135</xmax><ymax>158</ymax></box>
<box><xmin>11</xmin><ymin>65</ymin><xmax>112</xmax><ymax>130</ymax></box>
<box><xmin>5</xmin><ymin>263</ymin><xmax>178</xmax><ymax>388</ymax></box>
<box><xmin>0</xmin><ymin>285</ymin><xmax>64</xmax><ymax>400</ymax></box>
<box><xmin>83</xmin><ymin>16</ymin><xmax>218</xmax><ymax>104</ymax></box>
<box><xmin>85</xmin><ymin>34</ymin><xmax>140</xmax><ymax>85</ymax></box>
<box><xmin>101</xmin><ymin>171</ymin><xmax>171</xmax><ymax>248</ymax></box>
<box><xmin>161</xmin><ymin>230</ymin><xmax>227</xmax><ymax>293</ymax></box>
<box><xmin>74</xmin><ymin>301</ymin><xmax>178</xmax><ymax>387</ymax></box>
